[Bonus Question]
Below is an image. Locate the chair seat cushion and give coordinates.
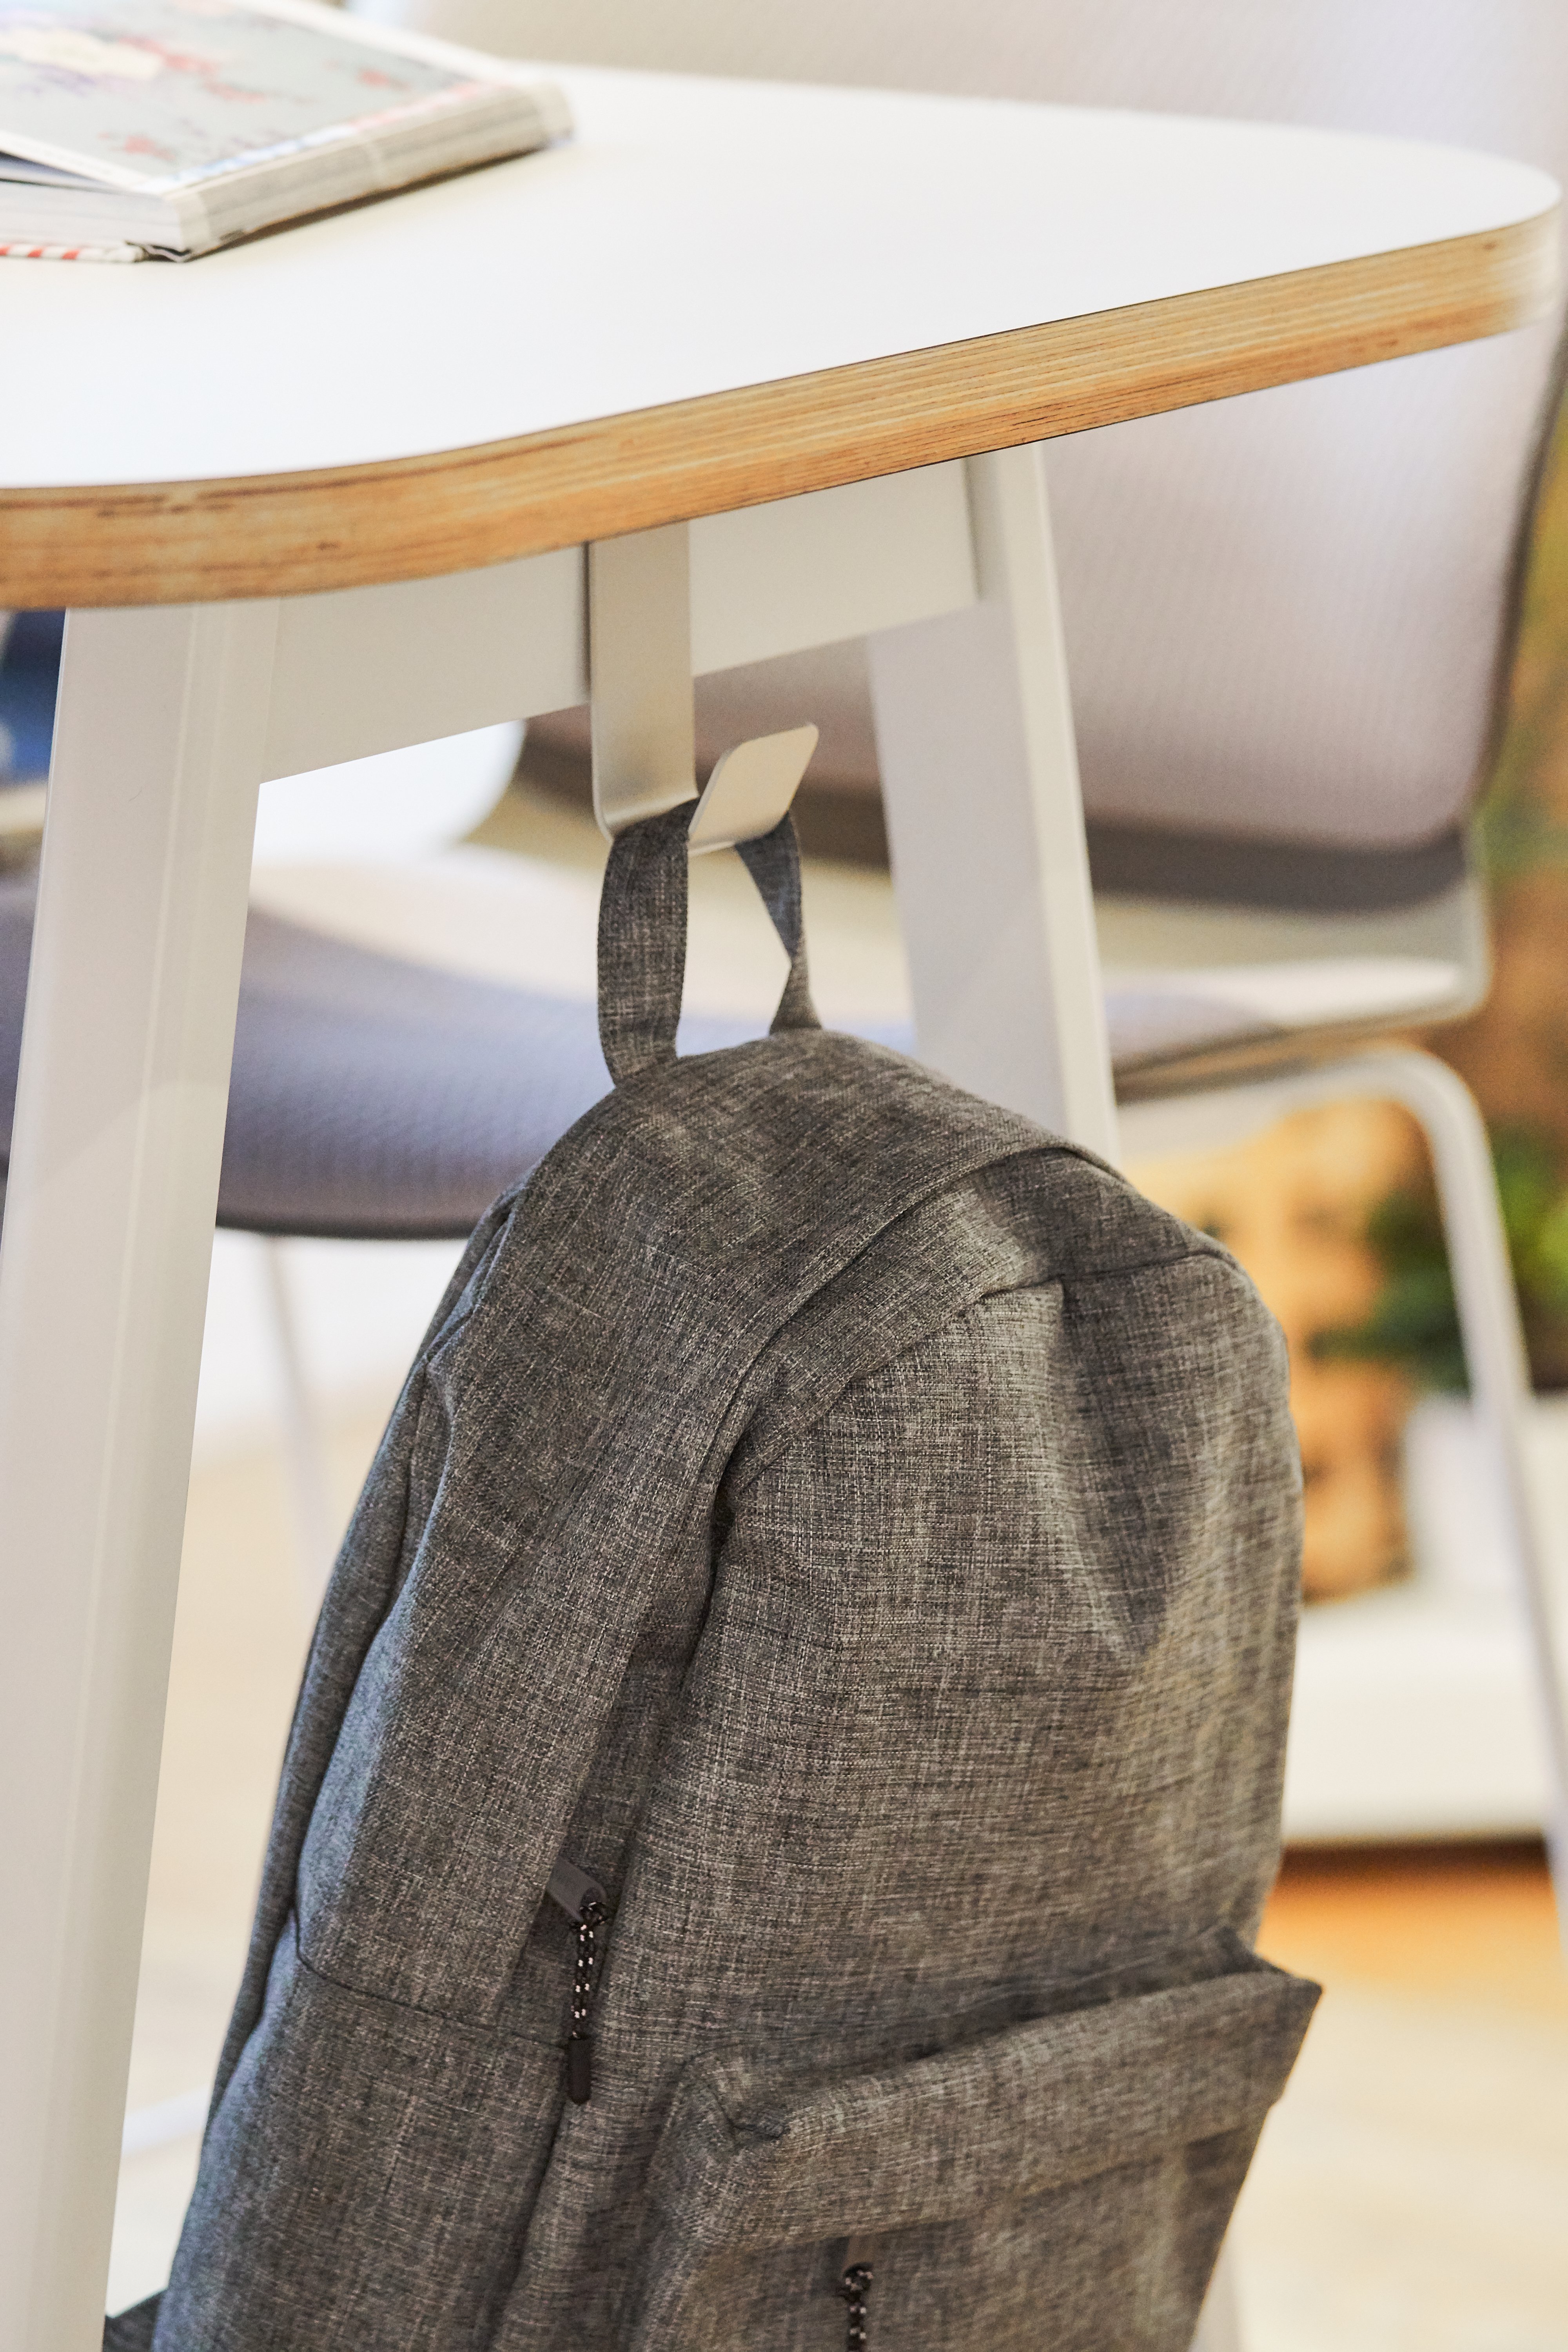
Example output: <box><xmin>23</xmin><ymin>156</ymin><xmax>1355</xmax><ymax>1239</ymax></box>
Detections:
<box><xmin>0</xmin><ymin>867</ymin><xmax>1462</xmax><ymax>1243</ymax></box>
<box><xmin>1103</xmin><ymin>955</ymin><xmax>1463</xmax><ymax>1075</ymax></box>
<box><xmin>224</xmin><ymin>907</ymin><xmax>631</xmax><ymax>1237</ymax></box>
<box><xmin>0</xmin><ymin>876</ymin><xmax>759</xmax><ymax>1242</ymax></box>
<box><xmin>221</xmin><ymin>937</ymin><xmax>1461</xmax><ymax>1226</ymax></box>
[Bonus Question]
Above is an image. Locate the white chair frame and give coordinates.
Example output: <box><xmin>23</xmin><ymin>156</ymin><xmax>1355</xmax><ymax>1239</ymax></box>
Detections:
<box><xmin>1123</xmin><ymin>1047</ymin><xmax>1568</xmax><ymax>1915</ymax></box>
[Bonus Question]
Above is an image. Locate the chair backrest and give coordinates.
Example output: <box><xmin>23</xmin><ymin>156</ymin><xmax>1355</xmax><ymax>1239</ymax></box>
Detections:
<box><xmin>360</xmin><ymin>0</ymin><xmax>1568</xmax><ymax>889</ymax></box>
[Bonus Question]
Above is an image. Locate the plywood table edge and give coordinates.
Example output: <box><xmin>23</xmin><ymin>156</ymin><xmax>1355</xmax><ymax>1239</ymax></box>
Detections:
<box><xmin>0</xmin><ymin>208</ymin><xmax>1555</xmax><ymax>609</ymax></box>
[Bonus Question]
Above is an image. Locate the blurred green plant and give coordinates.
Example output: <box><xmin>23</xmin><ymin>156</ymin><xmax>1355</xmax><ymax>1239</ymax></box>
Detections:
<box><xmin>1475</xmin><ymin>409</ymin><xmax>1568</xmax><ymax>883</ymax></box>
<box><xmin>1312</xmin><ymin>1126</ymin><xmax>1568</xmax><ymax>1394</ymax></box>
<box><xmin>1476</xmin><ymin>762</ymin><xmax>1568</xmax><ymax>882</ymax></box>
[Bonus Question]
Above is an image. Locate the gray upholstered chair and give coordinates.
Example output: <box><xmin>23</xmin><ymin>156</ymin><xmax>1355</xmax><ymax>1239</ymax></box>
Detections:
<box><xmin>0</xmin><ymin>862</ymin><xmax>755</xmax><ymax>1221</ymax></box>
<box><xmin>419</xmin><ymin>0</ymin><xmax>1563</xmax><ymax>1105</ymax></box>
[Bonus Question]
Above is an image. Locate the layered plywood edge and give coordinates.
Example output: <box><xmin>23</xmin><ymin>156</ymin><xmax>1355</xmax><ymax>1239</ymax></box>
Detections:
<box><xmin>0</xmin><ymin>210</ymin><xmax>1555</xmax><ymax>608</ymax></box>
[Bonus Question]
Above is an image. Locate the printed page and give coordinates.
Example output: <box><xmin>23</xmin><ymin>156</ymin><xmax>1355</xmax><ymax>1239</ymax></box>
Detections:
<box><xmin>0</xmin><ymin>0</ymin><xmax>494</xmax><ymax>191</ymax></box>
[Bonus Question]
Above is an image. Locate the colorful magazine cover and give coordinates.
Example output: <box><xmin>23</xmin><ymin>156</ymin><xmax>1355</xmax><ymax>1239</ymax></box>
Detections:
<box><xmin>0</xmin><ymin>0</ymin><xmax>496</xmax><ymax>190</ymax></box>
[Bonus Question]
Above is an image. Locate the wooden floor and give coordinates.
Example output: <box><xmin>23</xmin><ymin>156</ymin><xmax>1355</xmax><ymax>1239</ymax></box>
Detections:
<box><xmin>1243</xmin><ymin>1847</ymin><xmax>1567</xmax><ymax>2351</ymax></box>
<box><xmin>1261</xmin><ymin>1842</ymin><xmax>1567</xmax><ymax>2017</ymax></box>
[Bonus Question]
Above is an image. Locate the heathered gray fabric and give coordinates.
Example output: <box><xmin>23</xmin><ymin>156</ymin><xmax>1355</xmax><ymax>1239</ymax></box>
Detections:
<box><xmin>103</xmin><ymin>2302</ymin><xmax>159</xmax><ymax>2352</ymax></box>
<box><xmin>628</xmin><ymin>1937</ymin><xmax>1317</xmax><ymax>2351</ymax></box>
<box><xmin>122</xmin><ymin>809</ymin><xmax>1312</xmax><ymax>2350</ymax></box>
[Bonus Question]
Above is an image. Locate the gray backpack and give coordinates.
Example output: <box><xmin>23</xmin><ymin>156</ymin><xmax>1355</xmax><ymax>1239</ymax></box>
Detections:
<box><xmin>114</xmin><ymin>809</ymin><xmax>1316</xmax><ymax>2352</ymax></box>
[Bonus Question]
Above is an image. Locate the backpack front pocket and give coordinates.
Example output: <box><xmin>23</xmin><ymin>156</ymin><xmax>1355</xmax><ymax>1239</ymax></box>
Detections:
<box><xmin>626</xmin><ymin>1935</ymin><xmax>1317</xmax><ymax>2352</ymax></box>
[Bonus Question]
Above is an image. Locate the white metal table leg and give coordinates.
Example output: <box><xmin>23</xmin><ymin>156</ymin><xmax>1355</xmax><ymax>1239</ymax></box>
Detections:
<box><xmin>867</xmin><ymin>443</ymin><xmax>1119</xmax><ymax>1161</ymax></box>
<box><xmin>0</xmin><ymin>603</ymin><xmax>276</xmax><ymax>2351</ymax></box>
<box><xmin>873</xmin><ymin>448</ymin><xmax>1244</xmax><ymax>2345</ymax></box>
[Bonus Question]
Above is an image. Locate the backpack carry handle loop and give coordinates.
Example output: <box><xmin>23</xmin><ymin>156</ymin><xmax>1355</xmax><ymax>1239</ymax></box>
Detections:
<box><xmin>597</xmin><ymin>804</ymin><xmax>820</xmax><ymax>1085</ymax></box>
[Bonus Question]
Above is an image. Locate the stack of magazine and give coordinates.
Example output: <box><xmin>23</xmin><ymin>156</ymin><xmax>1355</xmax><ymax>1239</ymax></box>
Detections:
<box><xmin>0</xmin><ymin>0</ymin><xmax>570</xmax><ymax>260</ymax></box>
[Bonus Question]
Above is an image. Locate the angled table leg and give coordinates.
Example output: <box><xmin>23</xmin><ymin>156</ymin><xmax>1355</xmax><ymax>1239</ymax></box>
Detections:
<box><xmin>0</xmin><ymin>603</ymin><xmax>276</xmax><ymax>2352</ymax></box>
<box><xmin>867</xmin><ymin>443</ymin><xmax>1119</xmax><ymax>1161</ymax></box>
<box><xmin>871</xmin><ymin>444</ymin><xmax>1247</xmax><ymax>2350</ymax></box>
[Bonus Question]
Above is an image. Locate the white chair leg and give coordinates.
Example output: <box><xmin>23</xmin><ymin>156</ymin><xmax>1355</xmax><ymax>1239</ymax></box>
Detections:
<box><xmin>1370</xmin><ymin>1049</ymin><xmax>1568</xmax><ymax>1933</ymax></box>
<box><xmin>1191</xmin><ymin>2239</ymin><xmax>1244</xmax><ymax>2352</ymax></box>
<box><xmin>260</xmin><ymin>1236</ymin><xmax>339</xmax><ymax>1608</ymax></box>
<box><xmin>1124</xmin><ymin>1047</ymin><xmax>1568</xmax><ymax>1937</ymax></box>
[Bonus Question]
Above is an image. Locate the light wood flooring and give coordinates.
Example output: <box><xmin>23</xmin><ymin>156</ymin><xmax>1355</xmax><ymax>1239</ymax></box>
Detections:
<box><xmin>1248</xmin><ymin>1849</ymin><xmax>1567</xmax><ymax>2350</ymax></box>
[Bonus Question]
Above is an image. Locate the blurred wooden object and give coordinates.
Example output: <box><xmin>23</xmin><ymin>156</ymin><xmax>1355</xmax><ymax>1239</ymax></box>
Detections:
<box><xmin>1130</xmin><ymin>1100</ymin><xmax>1426</xmax><ymax>1599</ymax></box>
<box><xmin>1261</xmin><ymin>1840</ymin><xmax>1567</xmax><ymax>2014</ymax></box>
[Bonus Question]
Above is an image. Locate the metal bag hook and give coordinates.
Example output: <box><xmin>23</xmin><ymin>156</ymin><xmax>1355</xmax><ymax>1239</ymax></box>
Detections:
<box><xmin>687</xmin><ymin>724</ymin><xmax>818</xmax><ymax>854</ymax></box>
<box><xmin>589</xmin><ymin>523</ymin><xmax>815</xmax><ymax>849</ymax></box>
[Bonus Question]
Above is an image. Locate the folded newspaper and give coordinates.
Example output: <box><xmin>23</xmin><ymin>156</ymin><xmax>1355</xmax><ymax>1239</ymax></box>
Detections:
<box><xmin>0</xmin><ymin>0</ymin><xmax>570</xmax><ymax>260</ymax></box>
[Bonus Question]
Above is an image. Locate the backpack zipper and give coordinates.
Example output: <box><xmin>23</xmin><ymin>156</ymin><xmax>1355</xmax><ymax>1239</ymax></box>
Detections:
<box><xmin>546</xmin><ymin>1857</ymin><xmax>609</xmax><ymax>2106</ymax></box>
<box><xmin>840</xmin><ymin>2236</ymin><xmax>877</xmax><ymax>2351</ymax></box>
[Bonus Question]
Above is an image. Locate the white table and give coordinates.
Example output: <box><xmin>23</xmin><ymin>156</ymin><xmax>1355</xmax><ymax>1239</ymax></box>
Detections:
<box><xmin>0</xmin><ymin>58</ymin><xmax>1556</xmax><ymax>2348</ymax></box>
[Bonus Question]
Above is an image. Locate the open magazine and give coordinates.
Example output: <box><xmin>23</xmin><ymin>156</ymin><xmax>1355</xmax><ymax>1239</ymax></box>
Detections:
<box><xmin>0</xmin><ymin>0</ymin><xmax>570</xmax><ymax>259</ymax></box>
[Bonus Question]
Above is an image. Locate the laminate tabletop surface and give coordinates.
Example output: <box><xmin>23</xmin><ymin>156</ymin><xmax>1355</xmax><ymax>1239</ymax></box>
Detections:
<box><xmin>0</xmin><ymin>59</ymin><xmax>1557</xmax><ymax>603</ymax></box>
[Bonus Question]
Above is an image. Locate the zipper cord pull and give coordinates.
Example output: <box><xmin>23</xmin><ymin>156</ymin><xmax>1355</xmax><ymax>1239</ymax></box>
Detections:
<box><xmin>566</xmin><ymin>1895</ymin><xmax>606</xmax><ymax>2105</ymax></box>
<box><xmin>546</xmin><ymin>1857</ymin><xmax>610</xmax><ymax>2108</ymax></box>
<box><xmin>840</xmin><ymin>2257</ymin><xmax>873</xmax><ymax>2351</ymax></box>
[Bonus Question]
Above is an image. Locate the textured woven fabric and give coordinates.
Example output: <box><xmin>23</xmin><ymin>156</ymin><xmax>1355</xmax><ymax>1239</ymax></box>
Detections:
<box><xmin>122</xmin><ymin>811</ymin><xmax>1311</xmax><ymax>2350</ymax></box>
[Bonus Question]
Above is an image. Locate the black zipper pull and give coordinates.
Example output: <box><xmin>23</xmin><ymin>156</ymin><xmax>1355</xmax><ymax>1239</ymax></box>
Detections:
<box><xmin>840</xmin><ymin>2238</ymin><xmax>876</xmax><ymax>2352</ymax></box>
<box><xmin>547</xmin><ymin>1858</ymin><xmax>609</xmax><ymax>2106</ymax></box>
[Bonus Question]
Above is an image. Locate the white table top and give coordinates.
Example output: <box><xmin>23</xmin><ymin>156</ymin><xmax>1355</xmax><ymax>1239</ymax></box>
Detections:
<box><xmin>0</xmin><ymin>64</ymin><xmax>1556</xmax><ymax>602</ymax></box>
